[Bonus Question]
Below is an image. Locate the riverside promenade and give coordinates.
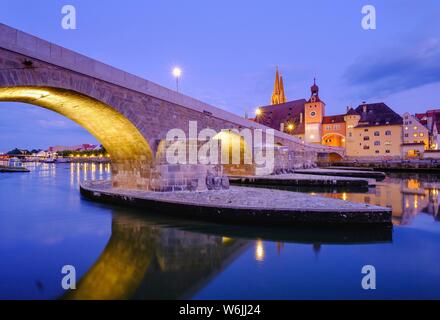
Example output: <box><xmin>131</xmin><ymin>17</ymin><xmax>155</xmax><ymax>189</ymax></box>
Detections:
<box><xmin>81</xmin><ymin>180</ymin><xmax>392</xmax><ymax>227</ymax></box>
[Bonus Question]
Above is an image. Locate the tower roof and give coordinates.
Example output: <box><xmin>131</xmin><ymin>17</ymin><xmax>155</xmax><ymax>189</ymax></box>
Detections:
<box><xmin>311</xmin><ymin>78</ymin><xmax>319</xmax><ymax>95</ymax></box>
<box><xmin>307</xmin><ymin>78</ymin><xmax>323</xmax><ymax>103</ymax></box>
<box><xmin>346</xmin><ymin>108</ymin><xmax>359</xmax><ymax>116</ymax></box>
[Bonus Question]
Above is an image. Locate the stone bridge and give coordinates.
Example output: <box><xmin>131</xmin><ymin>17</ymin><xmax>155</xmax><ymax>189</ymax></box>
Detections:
<box><xmin>0</xmin><ymin>24</ymin><xmax>344</xmax><ymax>191</ymax></box>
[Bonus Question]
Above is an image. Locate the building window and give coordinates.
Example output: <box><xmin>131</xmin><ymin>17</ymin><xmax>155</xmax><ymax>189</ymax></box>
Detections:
<box><xmin>363</xmin><ymin>136</ymin><xmax>370</xmax><ymax>141</ymax></box>
<box><xmin>364</xmin><ymin>129</ymin><xmax>369</xmax><ymax>132</ymax></box>
<box><xmin>386</xmin><ymin>150</ymin><xmax>391</xmax><ymax>154</ymax></box>
<box><xmin>405</xmin><ymin>133</ymin><xmax>409</xmax><ymax>137</ymax></box>
<box><xmin>375</xmin><ymin>150</ymin><xmax>380</xmax><ymax>154</ymax></box>
<box><xmin>413</xmin><ymin>133</ymin><xmax>418</xmax><ymax>138</ymax></box>
<box><xmin>363</xmin><ymin>145</ymin><xmax>370</xmax><ymax>150</ymax></box>
<box><xmin>405</xmin><ymin>127</ymin><xmax>409</xmax><ymax>130</ymax></box>
<box><xmin>385</xmin><ymin>141</ymin><xmax>392</xmax><ymax>146</ymax></box>
<box><xmin>374</xmin><ymin>131</ymin><xmax>380</xmax><ymax>136</ymax></box>
<box><xmin>385</xmin><ymin>130</ymin><xmax>392</xmax><ymax>136</ymax></box>
<box><xmin>420</xmin><ymin>133</ymin><xmax>424</xmax><ymax>137</ymax></box>
<box><xmin>348</xmin><ymin>125</ymin><xmax>354</xmax><ymax>129</ymax></box>
<box><xmin>374</xmin><ymin>141</ymin><xmax>380</xmax><ymax>146</ymax></box>
<box><xmin>414</xmin><ymin>126</ymin><xmax>418</xmax><ymax>130</ymax></box>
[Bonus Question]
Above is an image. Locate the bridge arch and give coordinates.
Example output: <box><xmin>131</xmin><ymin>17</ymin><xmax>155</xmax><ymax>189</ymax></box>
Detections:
<box><xmin>322</xmin><ymin>132</ymin><xmax>346</xmax><ymax>148</ymax></box>
<box><xmin>0</xmin><ymin>86</ymin><xmax>153</xmax><ymax>190</ymax></box>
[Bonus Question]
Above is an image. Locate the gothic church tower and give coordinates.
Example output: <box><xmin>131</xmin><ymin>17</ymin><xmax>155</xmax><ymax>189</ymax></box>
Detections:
<box><xmin>271</xmin><ymin>66</ymin><xmax>287</xmax><ymax>105</ymax></box>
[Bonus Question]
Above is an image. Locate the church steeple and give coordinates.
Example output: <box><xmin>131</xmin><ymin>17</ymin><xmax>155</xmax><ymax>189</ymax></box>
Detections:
<box><xmin>279</xmin><ymin>75</ymin><xmax>286</xmax><ymax>103</ymax></box>
<box><xmin>271</xmin><ymin>66</ymin><xmax>287</xmax><ymax>105</ymax></box>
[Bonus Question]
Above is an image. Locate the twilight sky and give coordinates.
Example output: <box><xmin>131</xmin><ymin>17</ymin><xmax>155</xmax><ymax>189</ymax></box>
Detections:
<box><xmin>1</xmin><ymin>0</ymin><xmax>440</xmax><ymax>152</ymax></box>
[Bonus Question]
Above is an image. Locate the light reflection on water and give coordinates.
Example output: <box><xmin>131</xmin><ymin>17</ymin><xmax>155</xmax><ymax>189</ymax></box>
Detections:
<box><xmin>0</xmin><ymin>165</ymin><xmax>440</xmax><ymax>300</ymax></box>
<box><xmin>316</xmin><ymin>174</ymin><xmax>440</xmax><ymax>226</ymax></box>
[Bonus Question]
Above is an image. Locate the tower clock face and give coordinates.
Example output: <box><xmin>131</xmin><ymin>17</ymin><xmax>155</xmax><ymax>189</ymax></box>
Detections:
<box><xmin>310</xmin><ymin>111</ymin><xmax>316</xmax><ymax>117</ymax></box>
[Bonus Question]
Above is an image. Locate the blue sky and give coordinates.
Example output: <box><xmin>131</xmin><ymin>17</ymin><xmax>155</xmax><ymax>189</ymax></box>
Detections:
<box><xmin>1</xmin><ymin>0</ymin><xmax>440</xmax><ymax>151</ymax></box>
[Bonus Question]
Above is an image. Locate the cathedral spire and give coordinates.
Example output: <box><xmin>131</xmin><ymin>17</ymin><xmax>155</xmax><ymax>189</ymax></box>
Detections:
<box><xmin>279</xmin><ymin>74</ymin><xmax>286</xmax><ymax>103</ymax></box>
<box><xmin>271</xmin><ymin>66</ymin><xmax>286</xmax><ymax>105</ymax></box>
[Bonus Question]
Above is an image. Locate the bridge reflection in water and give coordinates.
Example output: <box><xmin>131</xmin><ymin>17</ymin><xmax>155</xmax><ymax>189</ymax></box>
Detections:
<box><xmin>64</xmin><ymin>206</ymin><xmax>392</xmax><ymax>300</ymax></box>
<box><xmin>64</xmin><ymin>212</ymin><xmax>249</xmax><ymax>300</ymax></box>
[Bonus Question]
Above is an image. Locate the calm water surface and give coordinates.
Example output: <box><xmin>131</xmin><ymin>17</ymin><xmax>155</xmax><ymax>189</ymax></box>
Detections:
<box><xmin>0</xmin><ymin>164</ymin><xmax>439</xmax><ymax>299</ymax></box>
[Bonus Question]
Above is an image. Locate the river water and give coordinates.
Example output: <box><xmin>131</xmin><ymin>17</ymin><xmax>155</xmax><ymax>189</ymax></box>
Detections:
<box><xmin>0</xmin><ymin>163</ymin><xmax>439</xmax><ymax>299</ymax></box>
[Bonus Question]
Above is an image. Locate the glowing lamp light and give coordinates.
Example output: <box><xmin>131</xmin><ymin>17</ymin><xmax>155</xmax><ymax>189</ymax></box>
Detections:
<box><xmin>172</xmin><ymin>67</ymin><xmax>182</xmax><ymax>92</ymax></box>
<box><xmin>255</xmin><ymin>240</ymin><xmax>265</xmax><ymax>262</ymax></box>
<box><xmin>288</xmin><ymin>124</ymin><xmax>294</xmax><ymax>131</ymax></box>
<box><xmin>255</xmin><ymin>108</ymin><xmax>262</xmax><ymax>116</ymax></box>
<box><xmin>172</xmin><ymin>67</ymin><xmax>182</xmax><ymax>78</ymax></box>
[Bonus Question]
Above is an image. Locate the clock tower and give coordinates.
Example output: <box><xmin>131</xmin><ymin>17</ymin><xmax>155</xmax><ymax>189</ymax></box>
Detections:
<box><xmin>304</xmin><ymin>78</ymin><xmax>325</xmax><ymax>144</ymax></box>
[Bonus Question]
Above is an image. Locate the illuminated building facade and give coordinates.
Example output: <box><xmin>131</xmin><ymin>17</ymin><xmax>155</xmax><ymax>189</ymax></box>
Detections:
<box><xmin>254</xmin><ymin>68</ymin><xmax>405</xmax><ymax>159</ymax></box>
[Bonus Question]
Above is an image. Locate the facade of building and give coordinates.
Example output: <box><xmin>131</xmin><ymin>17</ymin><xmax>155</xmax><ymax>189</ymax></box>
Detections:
<box><xmin>401</xmin><ymin>112</ymin><xmax>429</xmax><ymax>158</ymax></box>
<box><xmin>344</xmin><ymin>103</ymin><xmax>403</xmax><ymax>159</ymax></box>
<box><xmin>48</xmin><ymin>144</ymin><xmax>98</xmax><ymax>153</ymax></box>
<box><xmin>415</xmin><ymin>109</ymin><xmax>440</xmax><ymax>150</ymax></box>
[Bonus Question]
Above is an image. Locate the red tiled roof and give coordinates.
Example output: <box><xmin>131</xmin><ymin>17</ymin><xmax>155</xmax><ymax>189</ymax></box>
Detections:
<box><xmin>322</xmin><ymin>114</ymin><xmax>345</xmax><ymax>124</ymax></box>
<box><xmin>254</xmin><ymin>99</ymin><xmax>306</xmax><ymax>135</ymax></box>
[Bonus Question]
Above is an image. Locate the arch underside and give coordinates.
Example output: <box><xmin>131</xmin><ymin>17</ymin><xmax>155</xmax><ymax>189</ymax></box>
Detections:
<box><xmin>322</xmin><ymin>132</ymin><xmax>346</xmax><ymax>148</ymax></box>
<box><xmin>0</xmin><ymin>86</ymin><xmax>153</xmax><ymax>190</ymax></box>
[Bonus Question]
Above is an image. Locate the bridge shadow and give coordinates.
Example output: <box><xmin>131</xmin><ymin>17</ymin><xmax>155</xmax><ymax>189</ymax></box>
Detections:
<box><xmin>63</xmin><ymin>204</ymin><xmax>392</xmax><ymax>300</ymax></box>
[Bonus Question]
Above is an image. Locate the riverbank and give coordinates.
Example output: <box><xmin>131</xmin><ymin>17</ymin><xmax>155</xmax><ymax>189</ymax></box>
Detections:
<box><xmin>332</xmin><ymin>160</ymin><xmax>440</xmax><ymax>173</ymax></box>
<box><xmin>80</xmin><ymin>180</ymin><xmax>392</xmax><ymax>227</ymax></box>
<box><xmin>0</xmin><ymin>165</ymin><xmax>29</xmax><ymax>172</ymax></box>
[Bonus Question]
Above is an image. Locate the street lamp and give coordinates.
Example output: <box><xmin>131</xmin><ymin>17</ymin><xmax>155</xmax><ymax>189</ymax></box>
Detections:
<box><xmin>255</xmin><ymin>108</ymin><xmax>262</xmax><ymax>116</ymax></box>
<box><xmin>172</xmin><ymin>67</ymin><xmax>182</xmax><ymax>92</ymax></box>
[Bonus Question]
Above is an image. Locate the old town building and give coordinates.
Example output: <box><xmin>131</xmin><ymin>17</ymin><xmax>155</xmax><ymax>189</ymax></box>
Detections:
<box><xmin>344</xmin><ymin>103</ymin><xmax>402</xmax><ymax>159</ymax></box>
<box><xmin>401</xmin><ymin>112</ymin><xmax>429</xmax><ymax>158</ymax></box>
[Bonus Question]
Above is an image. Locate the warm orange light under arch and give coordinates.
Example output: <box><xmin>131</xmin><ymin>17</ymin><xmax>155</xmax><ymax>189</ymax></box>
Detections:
<box><xmin>0</xmin><ymin>86</ymin><xmax>153</xmax><ymax>189</ymax></box>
